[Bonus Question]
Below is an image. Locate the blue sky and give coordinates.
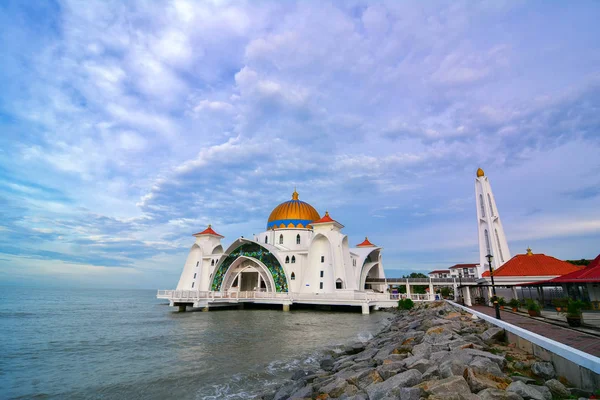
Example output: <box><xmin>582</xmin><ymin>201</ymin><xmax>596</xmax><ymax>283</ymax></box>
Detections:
<box><xmin>1</xmin><ymin>1</ymin><xmax>599</xmax><ymax>289</ymax></box>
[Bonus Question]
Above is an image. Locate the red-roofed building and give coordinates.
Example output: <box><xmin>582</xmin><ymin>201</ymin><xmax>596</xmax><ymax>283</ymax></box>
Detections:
<box><xmin>522</xmin><ymin>254</ymin><xmax>600</xmax><ymax>308</ymax></box>
<box><xmin>428</xmin><ymin>269</ymin><xmax>451</xmax><ymax>279</ymax></box>
<box><xmin>480</xmin><ymin>248</ymin><xmax>583</xmax><ymax>285</ymax></box>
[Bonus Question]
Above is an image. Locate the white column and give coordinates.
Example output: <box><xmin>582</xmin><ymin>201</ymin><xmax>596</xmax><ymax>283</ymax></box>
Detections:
<box><xmin>511</xmin><ymin>286</ymin><xmax>518</xmax><ymax>300</ymax></box>
<box><xmin>429</xmin><ymin>279</ymin><xmax>434</xmax><ymax>301</ymax></box>
<box><xmin>464</xmin><ymin>286</ymin><xmax>472</xmax><ymax>306</ymax></box>
<box><xmin>361</xmin><ymin>303</ymin><xmax>370</xmax><ymax>314</ymax></box>
<box><xmin>487</xmin><ymin>287</ymin><xmax>493</xmax><ymax>305</ymax></box>
<box><xmin>406</xmin><ymin>279</ymin><xmax>411</xmax><ymax>299</ymax></box>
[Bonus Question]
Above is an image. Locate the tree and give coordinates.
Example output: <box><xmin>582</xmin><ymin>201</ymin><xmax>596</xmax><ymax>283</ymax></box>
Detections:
<box><xmin>402</xmin><ymin>272</ymin><xmax>428</xmax><ymax>279</ymax></box>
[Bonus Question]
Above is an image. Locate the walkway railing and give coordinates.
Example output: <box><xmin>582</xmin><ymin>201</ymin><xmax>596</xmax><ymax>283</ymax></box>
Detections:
<box><xmin>157</xmin><ymin>290</ymin><xmax>435</xmax><ymax>302</ymax></box>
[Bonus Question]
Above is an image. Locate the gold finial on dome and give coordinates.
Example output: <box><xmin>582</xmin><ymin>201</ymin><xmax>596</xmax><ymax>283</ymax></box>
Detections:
<box><xmin>477</xmin><ymin>168</ymin><xmax>485</xmax><ymax>177</ymax></box>
<box><xmin>526</xmin><ymin>247</ymin><xmax>533</xmax><ymax>256</ymax></box>
<box><xmin>292</xmin><ymin>188</ymin><xmax>299</xmax><ymax>200</ymax></box>
<box><xmin>325</xmin><ymin>210</ymin><xmax>329</xmax><ymax>216</ymax></box>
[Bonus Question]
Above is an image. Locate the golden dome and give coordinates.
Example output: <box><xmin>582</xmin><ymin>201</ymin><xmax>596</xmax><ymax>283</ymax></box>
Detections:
<box><xmin>267</xmin><ymin>190</ymin><xmax>321</xmax><ymax>230</ymax></box>
<box><xmin>476</xmin><ymin>168</ymin><xmax>485</xmax><ymax>177</ymax></box>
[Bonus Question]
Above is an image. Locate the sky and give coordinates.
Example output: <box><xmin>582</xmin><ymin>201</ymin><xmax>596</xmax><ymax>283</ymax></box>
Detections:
<box><xmin>1</xmin><ymin>0</ymin><xmax>599</xmax><ymax>289</ymax></box>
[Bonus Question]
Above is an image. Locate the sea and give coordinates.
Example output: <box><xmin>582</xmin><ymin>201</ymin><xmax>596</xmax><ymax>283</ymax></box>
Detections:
<box><xmin>0</xmin><ymin>287</ymin><xmax>391</xmax><ymax>399</ymax></box>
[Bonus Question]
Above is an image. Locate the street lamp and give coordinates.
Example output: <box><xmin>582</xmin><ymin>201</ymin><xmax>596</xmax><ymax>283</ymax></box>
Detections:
<box><xmin>486</xmin><ymin>253</ymin><xmax>501</xmax><ymax>320</ymax></box>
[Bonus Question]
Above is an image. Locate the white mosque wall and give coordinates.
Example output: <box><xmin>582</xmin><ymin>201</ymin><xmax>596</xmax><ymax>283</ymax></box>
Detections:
<box><xmin>176</xmin><ymin>244</ymin><xmax>202</xmax><ymax>290</ymax></box>
<box><xmin>306</xmin><ymin>233</ymin><xmax>335</xmax><ymax>293</ymax></box>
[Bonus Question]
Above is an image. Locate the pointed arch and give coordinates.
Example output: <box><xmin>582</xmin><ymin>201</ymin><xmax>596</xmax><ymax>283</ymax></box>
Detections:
<box><xmin>495</xmin><ymin>229</ymin><xmax>504</xmax><ymax>262</ymax></box>
<box><xmin>291</xmin><ymin>272</ymin><xmax>296</xmax><ymax>280</ymax></box>
<box><xmin>279</xmin><ymin>234</ymin><xmax>284</xmax><ymax>244</ymax></box>
<box><xmin>285</xmin><ymin>256</ymin><xmax>290</xmax><ymax>263</ymax></box>
<box><xmin>296</xmin><ymin>234</ymin><xmax>301</xmax><ymax>245</ymax></box>
<box><xmin>484</xmin><ymin>229</ymin><xmax>491</xmax><ymax>255</ymax></box>
<box><xmin>488</xmin><ymin>194</ymin><xmax>495</xmax><ymax>216</ymax></box>
<box><xmin>291</xmin><ymin>255</ymin><xmax>296</xmax><ymax>263</ymax></box>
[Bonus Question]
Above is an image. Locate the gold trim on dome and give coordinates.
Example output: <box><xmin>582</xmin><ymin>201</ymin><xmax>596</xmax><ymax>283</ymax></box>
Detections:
<box><xmin>279</xmin><ymin>223</ymin><xmax>285</xmax><ymax>228</ymax></box>
<box><xmin>297</xmin><ymin>223</ymin><xmax>304</xmax><ymax>228</ymax></box>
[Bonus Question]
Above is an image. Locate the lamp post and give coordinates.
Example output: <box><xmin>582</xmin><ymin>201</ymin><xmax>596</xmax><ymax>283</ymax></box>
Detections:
<box><xmin>486</xmin><ymin>253</ymin><xmax>501</xmax><ymax>320</ymax></box>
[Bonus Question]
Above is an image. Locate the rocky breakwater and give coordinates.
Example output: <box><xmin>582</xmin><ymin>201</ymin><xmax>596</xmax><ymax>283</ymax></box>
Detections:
<box><xmin>261</xmin><ymin>301</ymin><xmax>593</xmax><ymax>400</ymax></box>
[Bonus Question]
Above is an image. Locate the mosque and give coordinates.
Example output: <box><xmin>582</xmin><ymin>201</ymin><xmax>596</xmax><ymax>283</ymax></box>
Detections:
<box><xmin>173</xmin><ymin>190</ymin><xmax>386</xmax><ymax>300</ymax></box>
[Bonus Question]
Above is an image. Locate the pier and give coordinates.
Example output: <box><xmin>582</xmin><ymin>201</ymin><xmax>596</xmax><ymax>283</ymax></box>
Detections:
<box><xmin>157</xmin><ymin>277</ymin><xmax>479</xmax><ymax>313</ymax></box>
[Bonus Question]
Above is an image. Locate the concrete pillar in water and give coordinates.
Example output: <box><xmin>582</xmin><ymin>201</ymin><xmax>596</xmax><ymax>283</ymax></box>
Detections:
<box><xmin>406</xmin><ymin>279</ymin><xmax>411</xmax><ymax>299</ymax></box>
<box><xmin>202</xmin><ymin>306</ymin><xmax>210</xmax><ymax>312</ymax></box>
<box><xmin>178</xmin><ymin>305</ymin><xmax>187</xmax><ymax>312</ymax></box>
<box><xmin>282</xmin><ymin>303</ymin><xmax>291</xmax><ymax>312</ymax></box>
<box><xmin>464</xmin><ymin>286</ymin><xmax>472</xmax><ymax>306</ymax></box>
<box><xmin>361</xmin><ymin>304</ymin><xmax>370</xmax><ymax>314</ymax></box>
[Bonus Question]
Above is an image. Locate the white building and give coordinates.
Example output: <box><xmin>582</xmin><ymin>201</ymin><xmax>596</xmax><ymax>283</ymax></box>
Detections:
<box><xmin>475</xmin><ymin>168</ymin><xmax>511</xmax><ymax>271</ymax></box>
<box><xmin>174</xmin><ymin>190</ymin><xmax>386</xmax><ymax>297</ymax></box>
<box><xmin>428</xmin><ymin>270</ymin><xmax>450</xmax><ymax>279</ymax></box>
<box><xmin>449</xmin><ymin>263</ymin><xmax>480</xmax><ymax>279</ymax></box>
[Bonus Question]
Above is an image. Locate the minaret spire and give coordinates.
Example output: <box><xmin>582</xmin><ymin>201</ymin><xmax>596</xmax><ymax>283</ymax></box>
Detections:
<box><xmin>475</xmin><ymin>168</ymin><xmax>511</xmax><ymax>273</ymax></box>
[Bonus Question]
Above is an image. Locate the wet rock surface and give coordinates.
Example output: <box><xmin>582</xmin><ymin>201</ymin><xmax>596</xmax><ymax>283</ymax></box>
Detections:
<box><xmin>258</xmin><ymin>302</ymin><xmax>589</xmax><ymax>399</ymax></box>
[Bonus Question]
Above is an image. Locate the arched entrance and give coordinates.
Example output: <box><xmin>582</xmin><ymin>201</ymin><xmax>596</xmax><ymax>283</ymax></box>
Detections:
<box><xmin>221</xmin><ymin>257</ymin><xmax>275</xmax><ymax>292</ymax></box>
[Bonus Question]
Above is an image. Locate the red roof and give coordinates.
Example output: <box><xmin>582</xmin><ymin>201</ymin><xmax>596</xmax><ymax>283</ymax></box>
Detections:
<box><xmin>193</xmin><ymin>225</ymin><xmax>224</xmax><ymax>237</ymax></box>
<box><xmin>429</xmin><ymin>270</ymin><xmax>450</xmax><ymax>274</ymax></box>
<box><xmin>449</xmin><ymin>263</ymin><xmax>479</xmax><ymax>269</ymax></box>
<box><xmin>356</xmin><ymin>237</ymin><xmax>376</xmax><ymax>247</ymax></box>
<box><xmin>312</xmin><ymin>211</ymin><xmax>336</xmax><ymax>224</ymax></box>
<box><xmin>543</xmin><ymin>254</ymin><xmax>600</xmax><ymax>283</ymax></box>
<box><xmin>482</xmin><ymin>252</ymin><xmax>582</xmax><ymax>277</ymax></box>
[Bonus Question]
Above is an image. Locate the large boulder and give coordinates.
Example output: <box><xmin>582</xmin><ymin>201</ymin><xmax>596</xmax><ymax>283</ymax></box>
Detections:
<box><xmin>478</xmin><ymin>388</ymin><xmax>524</xmax><ymax>400</ymax></box>
<box><xmin>408</xmin><ymin>358</ymin><xmax>433</xmax><ymax>373</ymax></box>
<box><xmin>464</xmin><ymin>367</ymin><xmax>511</xmax><ymax>392</ymax></box>
<box><xmin>376</xmin><ymin>361</ymin><xmax>405</xmax><ymax>380</ymax></box>
<box><xmin>288</xmin><ymin>384</ymin><xmax>313</xmax><ymax>399</ymax></box>
<box><xmin>544</xmin><ymin>379</ymin><xmax>569</xmax><ymax>398</ymax></box>
<box><xmin>506</xmin><ymin>381</ymin><xmax>545</xmax><ymax>400</ymax></box>
<box><xmin>470</xmin><ymin>357</ymin><xmax>504</xmax><ymax>377</ymax></box>
<box><xmin>319</xmin><ymin>377</ymin><xmax>349</xmax><ymax>398</ymax></box>
<box><xmin>530</xmin><ymin>362</ymin><xmax>555</xmax><ymax>380</ymax></box>
<box><xmin>365</xmin><ymin>369</ymin><xmax>423</xmax><ymax>400</ymax></box>
<box><xmin>354</xmin><ymin>348</ymin><xmax>379</xmax><ymax>363</ymax></box>
<box><xmin>419</xmin><ymin>375</ymin><xmax>471</xmax><ymax>396</ymax></box>
<box><xmin>481</xmin><ymin>328</ymin><xmax>505</xmax><ymax>344</ymax></box>
<box><xmin>412</xmin><ymin>342</ymin><xmax>433</xmax><ymax>358</ymax></box>
<box><xmin>321</xmin><ymin>355</ymin><xmax>335</xmax><ymax>371</ymax></box>
<box><xmin>529</xmin><ymin>385</ymin><xmax>552</xmax><ymax>400</ymax></box>
<box><xmin>439</xmin><ymin>359</ymin><xmax>468</xmax><ymax>378</ymax></box>
<box><xmin>346</xmin><ymin>368</ymin><xmax>383</xmax><ymax>389</ymax></box>
<box><xmin>424</xmin><ymin>326</ymin><xmax>455</xmax><ymax>344</ymax></box>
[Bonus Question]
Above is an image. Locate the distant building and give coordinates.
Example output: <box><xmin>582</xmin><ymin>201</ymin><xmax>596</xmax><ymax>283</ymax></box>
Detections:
<box><xmin>428</xmin><ymin>269</ymin><xmax>450</xmax><ymax>279</ymax></box>
<box><xmin>449</xmin><ymin>263</ymin><xmax>480</xmax><ymax>278</ymax></box>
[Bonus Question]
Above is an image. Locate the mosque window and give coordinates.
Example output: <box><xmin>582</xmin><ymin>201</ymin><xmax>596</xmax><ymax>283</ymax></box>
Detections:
<box><xmin>321</xmin><ymin>256</ymin><xmax>325</xmax><ymax>263</ymax></box>
<box><xmin>265</xmin><ymin>236</ymin><xmax>268</xmax><ymax>244</ymax></box>
<box><xmin>488</xmin><ymin>194</ymin><xmax>494</xmax><ymax>216</ymax></box>
<box><xmin>296</xmin><ymin>234</ymin><xmax>301</xmax><ymax>244</ymax></box>
<box><xmin>192</xmin><ymin>282</ymin><xmax>194</xmax><ymax>288</ymax></box>
<box><xmin>291</xmin><ymin>272</ymin><xmax>296</xmax><ymax>280</ymax></box>
<box><xmin>479</xmin><ymin>194</ymin><xmax>485</xmax><ymax>217</ymax></box>
<box><xmin>291</xmin><ymin>256</ymin><xmax>296</xmax><ymax>263</ymax></box>
<box><xmin>320</xmin><ymin>282</ymin><xmax>323</xmax><ymax>289</ymax></box>
<box><xmin>285</xmin><ymin>256</ymin><xmax>290</xmax><ymax>263</ymax></box>
<box><xmin>484</xmin><ymin>229</ymin><xmax>491</xmax><ymax>255</ymax></box>
<box><xmin>279</xmin><ymin>234</ymin><xmax>284</xmax><ymax>244</ymax></box>
<box><xmin>193</xmin><ymin>273</ymin><xmax>196</xmax><ymax>279</ymax></box>
<box><xmin>320</xmin><ymin>271</ymin><xmax>324</xmax><ymax>278</ymax></box>
<box><xmin>495</xmin><ymin>229</ymin><xmax>505</xmax><ymax>262</ymax></box>
<box><xmin>196</xmin><ymin>261</ymin><xmax>199</xmax><ymax>267</ymax></box>
<box><xmin>336</xmin><ymin>279</ymin><xmax>343</xmax><ymax>289</ymax></box>
<box><xmin>211</xmin><ymin>259</ymin><xmax>215</xmax><ymax>266</ymax></box>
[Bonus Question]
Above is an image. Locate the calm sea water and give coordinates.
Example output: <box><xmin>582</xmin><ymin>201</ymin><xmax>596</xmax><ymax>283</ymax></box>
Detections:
<box><xmin>0</xmin><ymin>287</ymin><xmax>390</xmax><ymax>399</ymax></box>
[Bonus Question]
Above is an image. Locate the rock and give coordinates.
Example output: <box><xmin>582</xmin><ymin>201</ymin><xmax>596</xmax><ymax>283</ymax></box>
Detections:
<box><xmin>430</xmin><ymin>350</ymin><xmax>450</xmax><ymax>363</ymax></box>
<box><xmin>376</xmin><ymin>361</ymin><xmax>405</xmax><ymax>380</ymax></box>
<box><xmin>424</xmin><ymin>327</ymin><xmax>454</xmax><ymax>344</ymax></box>
<box><xmin>354</xmin><ymin>348</ymin><xmax>379</xmax><ymax>363</ymax></box>
<box><xmin>530</xmin><ymin>362</ymin><xmax>555</xmax><ymax>380</ymax></box>
<box><xmin>292</xmin><ymin>369</ymin><xmax>314</xmax><ymax>381</ymax></box>
<box><xmin>481</xmin><ymin>328</ymin><xmax>505</xmax><ymax>343</ymax></box>
<box><xmin>319</xmin><ymin>377</ymin><xmax>349</xmax><ymax>398</ymax></box>
<box><xmin>321</xmin><ymin>355</ymin><xmax>335</xmax><ymax>371</ymax></box>
<box><xmin>365</xmin><ymin>369</ymin><xmax>423</xmax><ymax>400</ymax></box>
<box><xmin>344</xmin><ymin>342</ymin><xmax>366</xmax><ymax>355</ymax></box>
<box><xmin>543</xmin><ymin>379</ymin><xmax>569</xmax><ymax>398</ymax></box>
<box><xmin>513</xmin><ymin>362</ymin><xmax>526</xmax><ymax>370</ymax></box>
<box><xmin>464</xmin><ymin>367</ymin><xmax>511</xmax><ymax>392</ymax></box>
<box><xmin>439</xmin><ymin>359</ymin><xmax>467</xmax><ymax>378</ymax></box>
<box><xmin>419</xmin><ymin>375</ymin><xmax>471</xmax><ymax>396</ymax></box>
<box><xmin>412</xmin><ymin>342</ymin><xmax>432</xmax><ymax>358</ymax></box>
<box><xmin>346</xmin><ymin>368</ymin><xmax>383</xmax><ymax>389</ymax></box>
<box><xmin>422</xmin><ymin>365</ymin><xmax>439</xmax><ymax>381</ymax></box>
<box><xmin>289</xmin><ymin>384</ymin><xmax>314</xmax><ymax>399</ymax></box>
<box><xmin>407</xmin><ymin>358</ymin><xmax>432</xmax><ymax>373</ymax></box>
<box><xmin>471</xmin><ymin>357</ymin><xmax>504</xmax><ymax>376</ymax></box>
<box><xmin>528</xmin><ymin>385</ymin><xmax>552</xmax><ymax>400</ymax></box>
<box><xmin>510</xmin><ymin>376</ymin><xmax>536</xmax><ymax>384</ymax></box>
<box><xmin>478</xmin><ymin>388</ymin><xmax>524</xmax><ymax>400</ymax></box>
<box><xmin>398</xmin><ymin>387</ymin><xmax>421</xmax><ymax>400</ymax></box>
<box><xmin>506</xmin><ymin>381</ymin><xmax>545</xmax><ymax>400</ymax></box>
<box><xmin>274</xmin><ymin>381</ymin><xmax>304</xmax><ymax>400</ymax></box>
<box><xmin>374</xmin><ymin>344</ymin><xmax>398</xmax><ymax>361</ymax></box>
<box><xmin>343</xmin><ymin>384</ymin><xmax>360</xmax><ymax>397</ymax></box>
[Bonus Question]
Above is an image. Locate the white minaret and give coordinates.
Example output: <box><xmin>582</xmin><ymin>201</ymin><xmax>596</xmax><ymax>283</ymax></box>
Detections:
<box><xmin>475</xmin><ymin>168</ymin><xmax>511</xmax><ymax>272</ymax></box>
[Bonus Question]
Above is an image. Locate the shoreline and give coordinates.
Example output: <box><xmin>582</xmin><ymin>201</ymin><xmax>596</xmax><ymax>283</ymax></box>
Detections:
<box><xmin>258</xmin><ymin>301</ymin><xmax>596</xmax><ymax>400</ymax></box>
